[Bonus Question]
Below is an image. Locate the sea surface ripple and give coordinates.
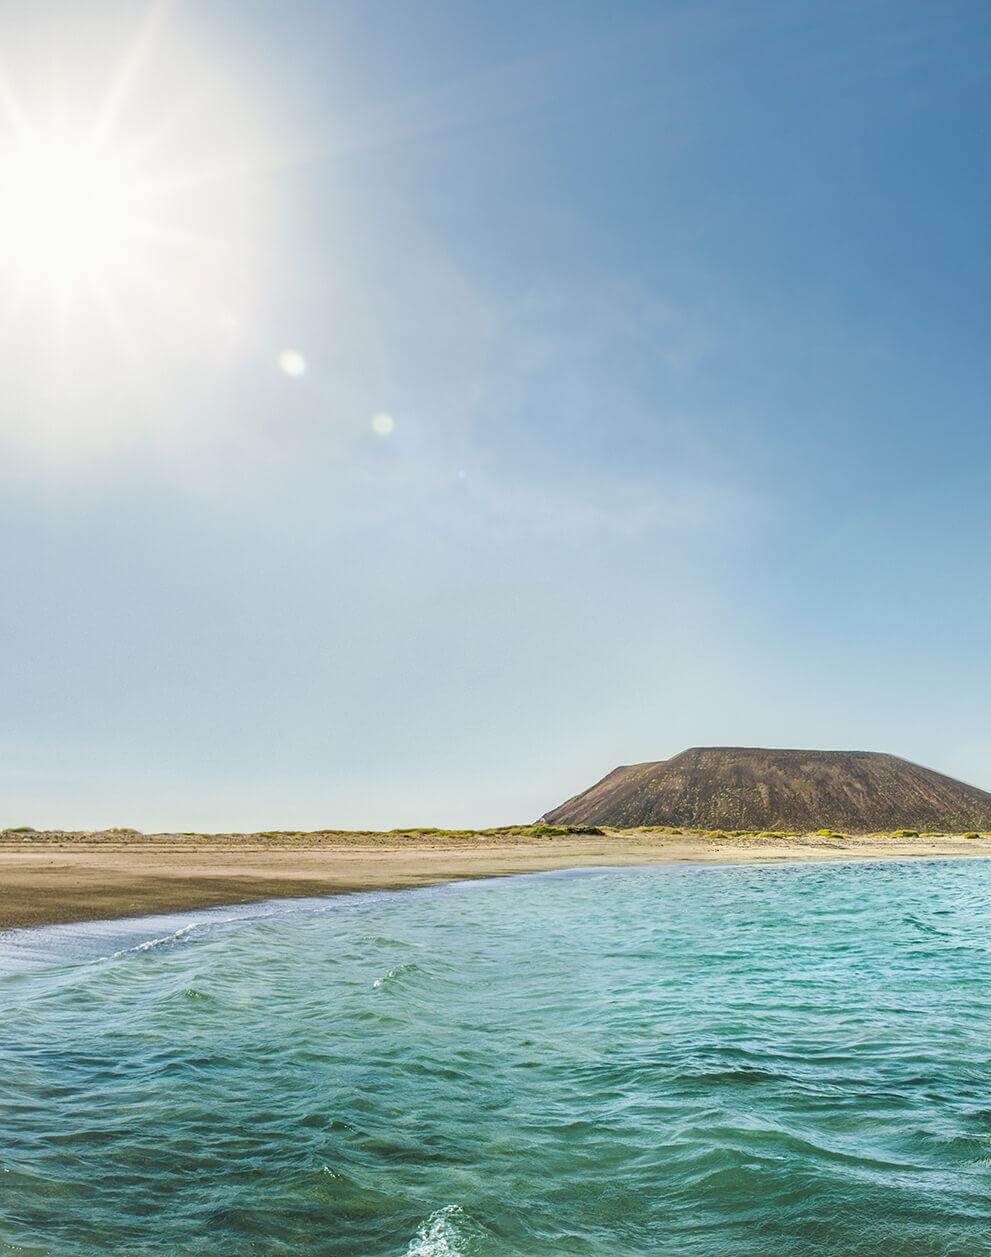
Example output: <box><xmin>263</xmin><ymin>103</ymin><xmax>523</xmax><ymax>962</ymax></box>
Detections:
<box><xmin>3</xmin><ymin>860</ymin><xmax>991</xmax><ymax>1254</ymax></box>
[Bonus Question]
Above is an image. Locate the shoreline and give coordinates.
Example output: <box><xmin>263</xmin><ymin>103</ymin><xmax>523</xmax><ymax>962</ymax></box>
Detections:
<box><xmin>3</xmin><ymin>828</ymin><xmax>991</xmax><ymax>931</ymax></box>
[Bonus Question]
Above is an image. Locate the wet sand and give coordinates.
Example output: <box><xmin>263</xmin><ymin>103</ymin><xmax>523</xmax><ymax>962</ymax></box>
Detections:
<box><xmin>2</xmin><ymin>828</ymin><xmax>990</xmax><ymax>930</ymax></box>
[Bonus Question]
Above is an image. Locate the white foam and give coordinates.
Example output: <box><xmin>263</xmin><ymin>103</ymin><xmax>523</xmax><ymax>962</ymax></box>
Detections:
<box><xmin>0</xmin><ymin>898</ymin><xmax>323</xmax><ymax>975</ymax></box>
<box><xmin>372</xmin><ymin>961</ymin><xmax>417</xmax><ymax>989</ymax></box>
<box><xmin>112</xmin><ymin>920</ymin><xmax>204</xmax><ymax>958</ymax></box>
<box><xmin>405</xmin><ymin>1206</ymin><xmax>469</xmax><ymax>1257</ymax></box>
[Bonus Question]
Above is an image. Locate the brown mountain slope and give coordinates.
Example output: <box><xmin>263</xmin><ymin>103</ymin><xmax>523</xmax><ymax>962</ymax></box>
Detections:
<box><xmin>542</xmin><ymin>747</ymin><xmax>991</xmax><ymax>832</ymax></box>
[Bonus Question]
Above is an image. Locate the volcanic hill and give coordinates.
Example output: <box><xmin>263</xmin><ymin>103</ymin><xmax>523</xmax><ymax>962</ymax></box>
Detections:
<box><xmin>542</xmin><ymin>747</ymin><xmax>991</xmax><ymax>833</ymax></box>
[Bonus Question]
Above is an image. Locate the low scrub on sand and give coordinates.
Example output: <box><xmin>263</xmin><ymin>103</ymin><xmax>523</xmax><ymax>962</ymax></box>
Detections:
<box><xmin>387</xmin><ymin>824</ymin><xmax>604</xmax><ymax>840</ymax></box>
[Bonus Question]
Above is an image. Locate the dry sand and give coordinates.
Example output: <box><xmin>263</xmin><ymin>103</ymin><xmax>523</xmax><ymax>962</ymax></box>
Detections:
<box><xmin>2</xmin><ymin>828</ymin><xmax>991</xmax><ymax>931</ymax></box>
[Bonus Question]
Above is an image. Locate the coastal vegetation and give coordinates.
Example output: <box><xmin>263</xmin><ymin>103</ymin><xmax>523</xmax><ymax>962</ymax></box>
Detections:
<box><xmin>3</xmin><ymin>825</ymin><xmax>989</xmax><ymax>843</ymax></box>
<box><xmin>387</xmin><ymin>824</ymin><xmax>603</xmax><ymax>839</ymax></box>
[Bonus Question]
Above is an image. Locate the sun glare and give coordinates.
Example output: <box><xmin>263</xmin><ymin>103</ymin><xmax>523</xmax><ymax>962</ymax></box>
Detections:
<box><xmin>0</xmin><ymin>2</ymin><xmax>288</xmax><ymax>458</ymax></box>
<box><xmin>0</xmin><ymin>131</ymin><xmax>141</xmax><ymax>291</ymax></box>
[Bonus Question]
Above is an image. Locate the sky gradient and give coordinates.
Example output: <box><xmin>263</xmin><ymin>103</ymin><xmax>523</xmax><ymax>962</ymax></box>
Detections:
<box><xmin>2</xmin><ymin>0</ymin><xmax>990</xmax><ymax>831</ymax></box>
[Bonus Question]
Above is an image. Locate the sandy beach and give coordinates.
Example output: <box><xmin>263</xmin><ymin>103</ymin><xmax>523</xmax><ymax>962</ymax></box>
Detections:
<box><xmin>1</xmin><ymin>827</ymin><xmax>989</xmax><ymax>930</ymax></box>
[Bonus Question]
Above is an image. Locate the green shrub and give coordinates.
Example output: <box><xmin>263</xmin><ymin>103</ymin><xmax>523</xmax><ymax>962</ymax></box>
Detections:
<box><xmin>389</xmin><ymin>824</ymin><xmax>603</xmax><ymax>840</ymax></box>
<box><xmin>891</xmin><ymin>829</ymin><xmax>920</xmax><ymax>838</ymax></box>
<box><xmin>963</xmin><ymin>832</ymin><xmax>980</xmax><ymax>840</ymax></box>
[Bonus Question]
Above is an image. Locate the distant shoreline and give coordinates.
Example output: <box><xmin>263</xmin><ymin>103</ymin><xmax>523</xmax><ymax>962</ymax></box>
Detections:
<box><xmin>2</xmin><ymin>828</ymin><xmax>991</xmax><ymax>931</ymax></box>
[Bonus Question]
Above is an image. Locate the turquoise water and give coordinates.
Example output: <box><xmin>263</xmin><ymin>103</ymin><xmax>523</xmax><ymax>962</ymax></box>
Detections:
<box><xmin>4</xmin><ymin>861</ymin><xmax>991</xmax><ymax>1255</ymax></box>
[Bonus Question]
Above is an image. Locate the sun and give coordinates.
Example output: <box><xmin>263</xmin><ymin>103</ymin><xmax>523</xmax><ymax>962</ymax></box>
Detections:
<box><xmin>0</xmin><ymin>129</ymin><xmax>143</xmax><ymax>293</ymax></box>
<box><xmin>0</xmin><ymin>3</ymin><xmax>288</xmax><ymax>459</ymax></box>
<box><xmin>0</xmin><ymin>5</ymin><xmax>278</xmax><ymax>331</ymax></box>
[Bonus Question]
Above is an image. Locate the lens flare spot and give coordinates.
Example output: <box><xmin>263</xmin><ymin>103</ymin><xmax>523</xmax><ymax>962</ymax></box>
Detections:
<box><xmin>278</xmin><ymin>349</ymin><xmax>306</xmax><ymax>377</ymax></box>
<box><xmin>372</xmin><ymin>411</ymin><xmax>395</xmax><ymax>436</ymax></box>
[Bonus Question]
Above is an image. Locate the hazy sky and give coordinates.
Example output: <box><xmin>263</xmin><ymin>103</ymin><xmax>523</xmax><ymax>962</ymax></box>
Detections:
<box><xmin>1</xmin><ymin>0</ymin><xmax>990</xmax><ymax>831</ymax></box>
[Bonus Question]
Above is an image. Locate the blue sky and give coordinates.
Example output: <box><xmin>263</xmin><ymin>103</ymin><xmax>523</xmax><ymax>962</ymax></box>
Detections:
<box><xmin>1</xmin><ymin>0</ymin><xmax>989</xmax><ymax>830</ymax></box>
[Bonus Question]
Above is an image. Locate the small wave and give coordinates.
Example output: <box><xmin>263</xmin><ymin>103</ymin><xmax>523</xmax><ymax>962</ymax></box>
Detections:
<box><xmin>112</xmin><ymin>921</ymin><xmax>203</xmax><ymax>958</ymax></box>
<box><xmin>180</xmin><ymin>987</ymin><xmax>214</xmax><ymax>1002</ymax></box>
<box><xmin>372</xmin><ymin>962</ymin><xmax>419</xmax><ymax>989</ymax></box>
<box><xmin>110</xmin><ymin>909</ymin><xmax>283</xmax><ymax>960</ymax></box>
<box><xmin>687</xmin><ymin>1065</ymin><xmax>787</xmax><ymax>1086</ymax></box>
<box><xmin>902</xmin><ymin>912</ymin><xmax>952</xmax><ymax>938</ymax></box>
<box><xmin>405</xmin><ymin>1206</ymin><xmax>472</xmax><ymax>1256</ymax></box>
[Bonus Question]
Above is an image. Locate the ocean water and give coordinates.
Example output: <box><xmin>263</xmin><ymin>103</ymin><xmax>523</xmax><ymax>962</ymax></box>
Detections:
<box><xmin>3</xmin><ymin>860</ymin><xmax>991</xmax><ymax>1256</ymax></box>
